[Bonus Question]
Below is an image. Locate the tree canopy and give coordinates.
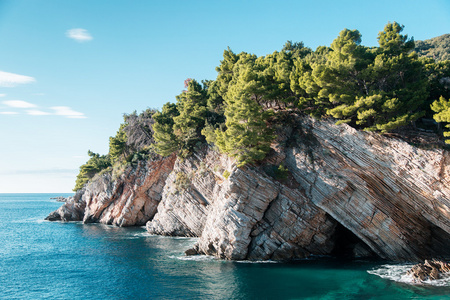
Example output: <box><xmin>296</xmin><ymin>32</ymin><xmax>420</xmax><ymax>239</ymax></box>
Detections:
<box><xmin>74</xmin><ymin>22</ymin><xmax>450</xmax><ymax>190</ymax></box>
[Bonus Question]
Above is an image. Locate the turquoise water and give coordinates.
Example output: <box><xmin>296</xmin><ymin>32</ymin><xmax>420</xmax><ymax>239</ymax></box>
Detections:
<box><xmin>1</xmin><ymin>194</ymin><xmax>449</xmax><ymax>299</ymax></box>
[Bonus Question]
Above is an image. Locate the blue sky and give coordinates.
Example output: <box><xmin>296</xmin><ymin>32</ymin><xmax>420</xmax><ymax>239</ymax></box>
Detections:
<box><xmin>0</xmin><ymin>0</ymin><xmax>449</xmax><ymax>193</ymax></box>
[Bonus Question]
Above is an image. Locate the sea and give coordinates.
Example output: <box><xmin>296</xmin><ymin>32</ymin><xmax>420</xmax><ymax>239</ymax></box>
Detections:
<box><xmin>1</xmin><ymin>193</ymin><xmax>449</xmax><ymax>300</ymax></box>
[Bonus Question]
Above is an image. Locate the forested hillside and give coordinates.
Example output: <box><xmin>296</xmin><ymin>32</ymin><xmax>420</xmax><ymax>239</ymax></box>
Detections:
<box><xmin>416</xmin><ymin>34</ymin><xmax>450</xmax><ymax>61</ymax></box>
<box><xmin>74</xmin><ymin>22</ymin><xmax>450</xmax><ymax>191</ymax></box>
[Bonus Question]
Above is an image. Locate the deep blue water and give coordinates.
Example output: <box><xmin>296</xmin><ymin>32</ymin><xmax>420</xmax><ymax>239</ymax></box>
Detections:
<box><xmin>0</xmin><ymin>193</ymin><xmax>449</xmax><ymax>299</ymax></box>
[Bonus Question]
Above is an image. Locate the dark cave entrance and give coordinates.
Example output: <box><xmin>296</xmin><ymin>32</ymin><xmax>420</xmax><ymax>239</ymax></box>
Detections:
<box><xmin>429</xmin><ymin>223</ymin><xmax>450</xmax><ymax>260</ymax></box>
<box><xmin>330</xmin><ymin>222</ymin><xmax>378</xmax><ymax>259</ymax></box>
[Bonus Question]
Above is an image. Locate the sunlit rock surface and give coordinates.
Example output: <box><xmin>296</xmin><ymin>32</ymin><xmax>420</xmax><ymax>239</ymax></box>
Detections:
<box><xmin>47</xmin><ymin>115</ymin><xmax>450</xmax><ymax>262</ymax></box>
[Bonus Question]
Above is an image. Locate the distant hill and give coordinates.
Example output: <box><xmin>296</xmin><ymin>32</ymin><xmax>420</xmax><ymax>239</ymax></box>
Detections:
<box><xmin>415</xmin><ymin>34</ymin><xmax>450</xmax><ymax>61</ymax></box>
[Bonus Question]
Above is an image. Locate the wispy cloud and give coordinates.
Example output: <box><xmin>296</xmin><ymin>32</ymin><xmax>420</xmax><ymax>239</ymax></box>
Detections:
<box><xmin>0</xmin><ymin>71</ymin><xmax>35</xmax><ymax>87</ymax></box>
<box><xmin>51</xmin><ymin>106</ymin><xmax>87</xmax><ymax>118</ymax></box>
<box><xmin>3</xmin><ymin>100</ymin><xmax>37</xmax><ymax>108</ymax></box>
<box><xmin>1</xmin><ymin>100</ymin><xmax>86</xmax><ymax>119</ymax></box>
<box><xmin>66</xmin><ymin>28</ymin><xmax>93</xmax><ymax>42</ymax></box>
<box><xmin>0</xmin><ymin>111</ymin><xmax>18</xmax><ymax>115</ymax></box>
<box><xmin>27</xmin><ymin>109</ymin><xmax>51</xmax><ymax>116</ymax></box>
<box><xmin>0</xmin><ymin>94</ymin><xmax>6</xmax><ymax>97</ymax></box>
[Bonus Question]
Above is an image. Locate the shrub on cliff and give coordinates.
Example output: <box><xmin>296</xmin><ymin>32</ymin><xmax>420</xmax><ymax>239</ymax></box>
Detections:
<box><xmin>431</xmin><ymin>96</ymin><xmax>450</xmax><ymax>143</ymax></box>
<box><xmin>74</xmin><ymin>151</ymin><xmax>111</xmax><ymax>191</ymax></box>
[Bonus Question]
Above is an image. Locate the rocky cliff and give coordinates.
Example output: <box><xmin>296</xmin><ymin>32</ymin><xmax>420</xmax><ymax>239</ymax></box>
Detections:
<box><xmin>47</xmin><ymin>115</ymin><xmax>450</xmax><ymax>262</ymax></box>
<box><xmin>47</xmin><ymin>154</ymin><xmax>176</xmax><ymax>226</ymax></box>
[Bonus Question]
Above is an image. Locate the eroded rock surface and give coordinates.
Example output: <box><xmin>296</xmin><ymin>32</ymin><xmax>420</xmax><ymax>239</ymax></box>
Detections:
<box><xmin>47</xmin><ymin>115</ymin><xmax>450</xmax><ymax>262</ymax></box>
<box><xmin>46</xmin><ymin>154</ymin><xmax>176</xmax><ymax>226</ymax></box>
<box><xmin>407</xmin><ymin>260</ymin><xmax>450</xmax><ymax>282</ymax></box>
<box><xmin>284</xmin><ymin>116</ymin><xmax>450</xmax><ymax>261</ymax></box>
<box><xmin>46</xmin><ymin>189</ymin><xmax>85</xmax><ymax>222</ymax></box>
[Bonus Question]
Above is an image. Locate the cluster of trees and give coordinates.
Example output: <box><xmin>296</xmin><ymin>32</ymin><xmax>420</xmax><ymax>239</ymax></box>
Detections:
<box><xmin>74</xmin><ymin>22</ymin><xmax>450</xmax><ymax>191</ymax></box>
<box><xmin>151</xmin><ymin>22</ymin><xmax>449</xmax><ymax>162</ymax></box>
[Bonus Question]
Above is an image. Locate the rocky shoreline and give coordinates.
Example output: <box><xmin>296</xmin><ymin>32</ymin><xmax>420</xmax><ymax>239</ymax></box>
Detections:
<box><xmin>46</xmin><ymin>115</ymin><xmax>450</xmax><ymax>262</ymax></box>
<box><xmin>407</xmin><ymin>260</ymin><xmax>450</xmax><ymax>282</ymax></box>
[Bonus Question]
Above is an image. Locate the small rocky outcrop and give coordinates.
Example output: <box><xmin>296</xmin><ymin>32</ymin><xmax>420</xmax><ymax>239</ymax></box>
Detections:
<box><xmin>50</xmin><ymin>196</ymin><xmax>71</xmax><ymax>202</ymax></box>
<box><xmin>46</xmin><ymin>189</ymin><xmax>85</xmax><ymax>221</ymax></box>
<box><xmin>407</xmin><ymin>260</ymin><xmax>450</xmax><ymax>282</ymax></box>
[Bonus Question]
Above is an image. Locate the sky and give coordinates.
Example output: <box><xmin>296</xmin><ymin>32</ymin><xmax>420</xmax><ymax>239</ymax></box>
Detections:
<box><xmin>0</xmin><ymin>0</ymin><xmax>449</xmax><ymax>193</ymax></box>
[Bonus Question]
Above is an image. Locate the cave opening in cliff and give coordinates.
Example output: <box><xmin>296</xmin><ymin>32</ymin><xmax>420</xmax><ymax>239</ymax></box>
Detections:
<box><xmin>330</xmin><ymin>222</ymin><xmax>377</xmax><ymax>259</ymax></box>
<box><xmin>429</xmin><ymin>223</ymin><xmax>450</xmax><ymax>260</ymax></box>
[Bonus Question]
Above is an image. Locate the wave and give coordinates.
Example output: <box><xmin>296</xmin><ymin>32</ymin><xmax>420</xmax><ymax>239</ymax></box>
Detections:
<box><xmin>235</xmin><ymin>259</ymin><xmax>278</xmax><ymax>264</ymax></box>
<box><xmin>169</xmin><ymin>254</ymin><xmax>279</xmax><ymax>264</ymax></box>
<box><xmin>368</xmin><ymin>264</ymin><xmax>450</xmax><ymax>287</ymax></box>
<box><xmin>169</xmin><ymin>254</ymin><xmax>217</xmax><ymax>262</ymax></box>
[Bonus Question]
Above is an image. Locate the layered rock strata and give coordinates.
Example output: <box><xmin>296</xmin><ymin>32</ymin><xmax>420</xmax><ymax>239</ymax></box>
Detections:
<box><xmin>46</xmin><ymin>189</ymin><xmax>85</xmax><ymax>222</ymax></box>
<box><xmin>46</xmin><ymin>154</ymin><xmax>176</xmax><ymax>226</ymax></box>
<box><xmin>284</xmin><ymin>116</ymin><xmax>450</xmax><ymax>261</ymax></box>
<box><xmin>47</xmin><ymin>115</ymin><xmax>450</xmax><ymax>262</ymax></box>
<box><xmin>407</xmin><ymin>260</ymin><xmax>450</xmax><ymax>282</ymax></box>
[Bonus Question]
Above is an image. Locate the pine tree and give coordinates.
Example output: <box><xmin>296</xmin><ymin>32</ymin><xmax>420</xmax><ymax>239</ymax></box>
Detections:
<box><xmin>153</xmin><ymin>102</ymin><xmax>180</xmax><ymax>156</ymax></box>
<box><xmin>214</xmin><ymin>57</ymin><xmax>275</xmax><ymax>166</ymax></box>
<box><xmin>172</xmin><ymin>79</ymin><xmax>208</xmax><ymax>157</ymax></box>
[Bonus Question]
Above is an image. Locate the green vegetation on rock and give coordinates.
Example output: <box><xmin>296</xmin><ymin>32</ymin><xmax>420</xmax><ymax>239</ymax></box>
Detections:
<box><xmin>74</xmin><ymin>22</ymin><xmax>450</xmax><ymax>191</ymax></box>
<box><xmin>74</xmin><ymin>151</ymin><xmax>111</xmax><ymax>191</ymax></box>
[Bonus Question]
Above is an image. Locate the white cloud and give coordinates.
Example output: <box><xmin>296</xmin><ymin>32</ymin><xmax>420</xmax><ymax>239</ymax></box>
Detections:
<box><xmin>51</xmin><ymin>106</ymin><xmax>87</xmax><ymax>118</ymax></box>
<box><xmin>66</xmin><ymin>28</ymin><xmax>93</xmax><ymax>42</ymax></box>
<box><xmin>0</xmin><ymin>94</ymin><xmax>6</xmax><ymax>97</ymax></box>
<box><xmin>1</xmin><ymin>101</ymin><xmax>86</xmax><ymax>119</ymax></box>
<box><xmin>27</xmin><ymin>109</ymin><xmax>51</xmax><ymax>116</ymax></box>
<box><xmin>0</xmin><ymin>71</ymin><xmax>35</xmax><ymax>87</ymax></box>
<box><xmin>3</xmin><ymin>100</ymin><xmax>37</xmax><ymax>108</ymax></box>
<box><xmin>0</xmin><ymin>111</ymin><xmax>18</xmax><ymax>115</ymax></box>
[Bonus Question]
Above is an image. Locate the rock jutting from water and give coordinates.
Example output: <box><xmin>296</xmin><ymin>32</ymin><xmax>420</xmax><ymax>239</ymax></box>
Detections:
<box><xmin>46</xmin><ymin>114</ymin><xmax>450</xmax><ymax>262</ymax></box>
<box><xmin>407</xmin><ymin>260</ymin><xmax>450</xmax><ymax>282</ymax></box>
<box><xmin>50</xmin><ymin>196</ymin><xmax>71</xmax><ymax>202</ymax></box>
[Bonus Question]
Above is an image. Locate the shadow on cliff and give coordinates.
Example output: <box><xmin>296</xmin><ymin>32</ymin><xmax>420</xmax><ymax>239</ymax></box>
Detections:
<box><xmin>276</xmin><ymin>114</ymin><xmax>450</xmax><ymax>262</ymax></box>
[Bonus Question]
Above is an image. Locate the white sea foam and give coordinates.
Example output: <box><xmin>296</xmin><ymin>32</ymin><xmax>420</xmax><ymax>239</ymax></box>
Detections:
<box><xmin>170</xmin><ymin>254</ymin><xmax>217</xmax><ymax>262</ymax></box>
<box><xmin>143</xmin><ymin>233</ymin><xmax>198</xmax><ymax>241</ymax></box>
<box><xmin>368</xmin><ymin>264</ymin><xmax>450</xmax><ymax>287</ymax></box>
<box><xmin>235</xmin><ymin>260</ymin><xmax>278</xmax><ymax>264</ymax></box>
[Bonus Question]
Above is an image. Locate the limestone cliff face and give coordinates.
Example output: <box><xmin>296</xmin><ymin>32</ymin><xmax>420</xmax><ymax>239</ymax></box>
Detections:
<box><xmin>284</xmin><ymin>116</ymin><xmax>450</xmax><ymax>261</ymax></box>
<box><xmin>47</xmin><ymin>116</ymin><xmax>450</xmax><ymax>262</ymax></box>
<box><xmin>146</xmin><ymin>150</ymin><xmax>336</xmax><ymax>260</ymax></box>
<box><xmin>46</xmin><ymin>154</ymin><xmax>176</xmax><ymax>226</ymax></box>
